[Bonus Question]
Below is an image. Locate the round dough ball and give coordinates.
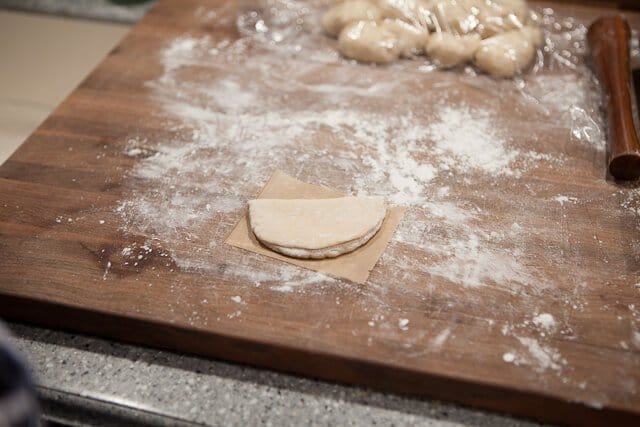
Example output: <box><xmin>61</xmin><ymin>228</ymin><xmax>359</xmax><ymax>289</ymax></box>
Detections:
<box><xmin>522</xmin><ymin>25</ymin><xmax>543</xmax><ymax>47</ymax></box>
<box><xmin>380</xmin><ymin>18</ymin><xmax>429</xmax><ymax>57</ymax></box>
<box><xmin>429</xmin><ymin>0</ymin><xmax>481</xmax><ymax>35</ymax></box>
<box><xmin>473</xmin><ymin>26</ymin><xmax>539</xmax><ymax>77</ymax></box>
<box><xmin>425</xmin><ymin>32</ymin><xmax>481</xmax><ymax>67</ymax></box>
<box><xmin>475</xmin><ymin>0</ymin><xmax>530</xmax><ymax>38</ymax></box>
<box><xmin>338</xmin><ymin>20</ymin><xmax>401</xmax><ymax>63</ymax></box>
<box><xmin>322</xmin><ymin>0</ymin><xmax>383</xmax><ymax>38</ymax></box>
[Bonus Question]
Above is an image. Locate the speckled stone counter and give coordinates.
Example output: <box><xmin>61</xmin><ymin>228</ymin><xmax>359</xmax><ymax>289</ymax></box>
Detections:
<box><xmin>7</xmin><ymin>322</ymin><xmax>546</xmax><ymax>426</ymax></box>
<box><xmin>0</xmin><ymin>0</ymin><xmax>154</xmax><ymax>24</ymax></box>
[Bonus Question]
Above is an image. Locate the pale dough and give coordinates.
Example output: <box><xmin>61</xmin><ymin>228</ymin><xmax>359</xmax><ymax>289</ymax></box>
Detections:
<box><xmin>475</xmin><ymin>0</ymin><xmax>529</xmax><ymax>38</ymax></box>
<box><xmin>376</xmin><ymin>0</ymin><xmax>433</xmax><ymax>29</ymax></box>
<box><xmin>338</xmin><ymin>20</ymin><xmax>401</xmax><ymax>63</ymax></box>
<box><xmin>248</xmin><ymin>196</ymin><xmax>387</xmax><ymax>259</ymax></box>
<box><xmin>426</xmin><ymin>32</ymin><xmax>481</xmax><ymax>67</ymax></box>
<box><xmin>323</xmin><ymin>0</ymin><xmax>541</xmax><ymax>76</ymax></box>
<box><xmin>474</xmin><ymin>26</ymin><xmax>541</xmax><ymax>77</ymax></box>
<box><xmin>322</xmin><ymin>0</ymin><xmax>383</xmax><ymax>37</ymax></box>
<box><xmin>381</xmin><ymin>18</ymin><xmax>429</xmax><ymax>57</ymax></box>
<box><xmin>522</xmin><ymin>25</ymin><xmax>543</xmax><ymax>47</ymax></box>
<box><xmin>429</xmin><ymin>0</ymin><xmax>480</xmax><ymax>35</ymax></box>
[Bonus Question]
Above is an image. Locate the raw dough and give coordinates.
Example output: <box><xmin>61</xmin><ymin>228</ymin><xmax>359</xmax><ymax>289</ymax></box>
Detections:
<box><xmin>323</xmin><ymin>0</ymin><xmax>541</xmax><ymax>76</ymax></box>
<box><xmin>474</xmin><ymin>26</ymin><xmax>540</xmax><ymax>77</ymax></box>
<box><xmin>429</xmin><ymin>0</ymin><xmax>480</xmax><ymax>35</ymax></box>
<box><xmin>248</xmin><ymin>196</ymin><xmax>387</xmax><ymax>259</ymax></box>
<box><xmin>522</xmin><ymin>25</ymin><xmax>543</xmax><ymax>47</ymax></box>
<box><xmin>475</xmin><ymin>0</ymin><xmax>529</xmax><ymax>38</ymax></box>
<box><xmin>323</xmin><ymin>0</ymin><xmax>383</xmax><ymax>37</ymax></box>
<box><xmin>426</xmin><ymin>32</ymin><xmax>481</xmax><ymax>67</ymax></box>
<box><xmin>381</xmin><ymin>18</ymin><xmax>429</xmax><ymax>57</ymax></box>
<box><xmin>376</xmin><ymin>0</ymin><xmax>433</xmax><ymax>29</ymax></box>
<box><xmin>338</xmin><ymin>20</ymin><xmax>401</xmax><ymax>63</ymax></box>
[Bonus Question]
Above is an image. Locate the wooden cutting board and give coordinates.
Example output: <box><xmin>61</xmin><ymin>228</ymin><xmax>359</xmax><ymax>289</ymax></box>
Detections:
<box><xmin>1</xmin><ymin>0</ymin><xmax>639</xmax><ymax>424</ymax></box>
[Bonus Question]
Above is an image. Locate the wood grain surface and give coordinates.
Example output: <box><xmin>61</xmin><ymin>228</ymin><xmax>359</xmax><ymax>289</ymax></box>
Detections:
<box><xmin>1</xmin><ymin>0</ymin><xmax>640</xmax><ymax>425</ymax></box>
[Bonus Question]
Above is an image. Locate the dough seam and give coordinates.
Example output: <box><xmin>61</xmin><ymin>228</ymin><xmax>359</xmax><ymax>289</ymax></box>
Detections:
<box><xmin>256</xmin><ymin>215</ymin><xmax>386</xmax><ymax>259</ymax></box>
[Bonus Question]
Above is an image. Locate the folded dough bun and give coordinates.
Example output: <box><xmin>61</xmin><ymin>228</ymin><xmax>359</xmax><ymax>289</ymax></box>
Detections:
<box><xmin>248</xmin><ymin>196</ymin><xmax>387</xmax><ymax>259</ymax></box>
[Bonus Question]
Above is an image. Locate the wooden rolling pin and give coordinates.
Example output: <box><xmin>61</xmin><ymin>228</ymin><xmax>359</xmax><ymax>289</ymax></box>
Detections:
<box><xmin>587</xmin><ymin>16</ymin><xmax>640</xmax><ymax>181</ymax></box>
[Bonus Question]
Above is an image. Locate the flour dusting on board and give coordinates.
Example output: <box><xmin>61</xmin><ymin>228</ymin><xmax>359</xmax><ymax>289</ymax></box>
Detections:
<box><xmin>110</xmin><ymin>2</ymin><xmax>640</xmax><ymax>403</ymax></box>
<box><xmin>532</xmin><ymin>313</ymin><xmax>556</xmax><ymax>332</ymax></box>
<box><xmin>516</xmin><ymin>336</ymin><xmax>566</xmax><ymax>372</ymax></box>
<box><xmin>118</xmin><ymin>27</ymin><xmax>611</xmax><ymax>291</ymax></box>
<box><xmin>427</xmin><ymin>106</ymin><xmax>518</xmax><ymax>176</ymax></box>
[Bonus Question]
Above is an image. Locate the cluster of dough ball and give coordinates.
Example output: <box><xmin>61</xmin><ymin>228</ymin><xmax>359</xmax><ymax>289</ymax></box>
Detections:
<box><xmin>322</xmin><ymin>0</ymin><xmax>543</xmax><ymax>77</ymax></box>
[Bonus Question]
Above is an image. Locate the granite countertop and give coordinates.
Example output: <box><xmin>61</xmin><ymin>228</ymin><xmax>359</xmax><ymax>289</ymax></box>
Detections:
<box><xmin>8</xmin><ymin>322</ymin><xmax>544</xmax><ymax>426</ymax></box>
<box><xmin>0</xmin><ymin>0</ymin><xmax>155</xmax><ymax>24</ymax></box>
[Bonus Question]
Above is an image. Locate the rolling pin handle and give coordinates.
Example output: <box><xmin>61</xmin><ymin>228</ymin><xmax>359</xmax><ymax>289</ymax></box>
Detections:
<box><xmin>587</xmin><ymin>16</ymin><xmax>640</xmax><ymax>181</ymax></box>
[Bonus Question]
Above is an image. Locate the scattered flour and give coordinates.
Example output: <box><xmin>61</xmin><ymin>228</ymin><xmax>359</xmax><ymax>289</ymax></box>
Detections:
<box><xmin>118</xmin><ymin>31</ymin><xmax>561</xmax><ymax>293</ymax></box>
<box><xmin>113</xmin><ymin>29</ymin><xmax>607</xmax><ymax>302</ymax></box>
<box><xmin>398</xmin><ymin>318</ymin><xmax>410</xmax><ymax>331</ymax></box>
<box><xmin>227</xmin><ymin>310</ymin><xmax>242</xmax><ymax>319</ymax></box>
<box><xmin>532</xmin><ymin>313</ymin><xmax>556</xmax><ymax>331</ymax></box>
<box><xmin>124</xmin><ymin>148</ymin><xmax>144</xmax><ymax>157</ymax></box>
<box><xmin>526</xmin><ymin>74</ymin><xmax>590</xmax><ymax>115</ymax></box>
<box><xmin>552</xmin><ymin>195</ymin><xmax>579</xmax><ymax>206</ymax></box>
<box><xmin>516</xmin><ymin>336</ymin><xmax>565</xmax><ymax>372</ymax></box>
<box><xmin>431</xmin><ymin>328</ymin><xmax>451</xmax><ymax>350</ymax></box>
<box><xmin>502</xmin><ymin>352</ymin><xmax>516</xmax><ymax>363</ymax></box>
<box><xmin>425</xmin><ymin>231</ymin><xmax>537</xmax><ymax>289</ymax></box>
<box><xmin>427</xmin><ymin>106</ymin><xmax>518</xmax><ymax>177</ymax></box>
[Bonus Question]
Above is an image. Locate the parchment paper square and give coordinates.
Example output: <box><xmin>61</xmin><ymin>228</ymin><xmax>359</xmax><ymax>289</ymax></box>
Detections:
<box><xmin>225</xmin><ymin>170</ymin><xmax>405</xmax><ymax>284</ymax></box>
